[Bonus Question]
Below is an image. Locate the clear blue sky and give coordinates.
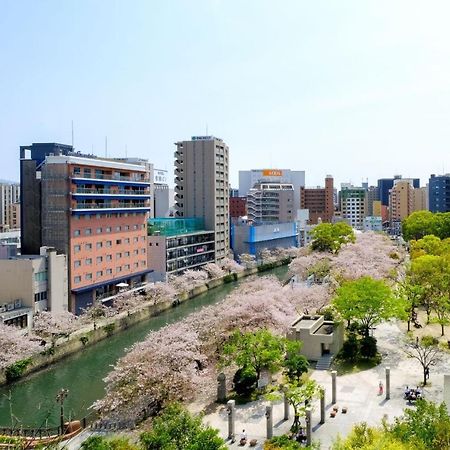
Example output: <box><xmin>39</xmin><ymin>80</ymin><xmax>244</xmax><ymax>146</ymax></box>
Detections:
<box><xmin>1</xmin><ymin>0</ymin><xmax>450</xmax><ymax>188</ymax></box>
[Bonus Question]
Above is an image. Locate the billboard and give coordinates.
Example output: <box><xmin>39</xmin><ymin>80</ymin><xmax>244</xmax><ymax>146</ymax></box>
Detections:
<box><xmin>262</xmin><ymin>169</ymin><xmax>282</xmax><ymax>177</ymax></box>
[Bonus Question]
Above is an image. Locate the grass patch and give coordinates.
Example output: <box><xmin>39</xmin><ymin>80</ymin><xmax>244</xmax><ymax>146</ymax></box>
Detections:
<box><xmin>332</xmin><ymin>354</ymin><xmax>381</xmax><ymax>376</ymax></box>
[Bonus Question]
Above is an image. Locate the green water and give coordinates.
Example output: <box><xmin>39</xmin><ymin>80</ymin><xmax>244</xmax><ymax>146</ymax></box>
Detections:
<box><xmin>0</xmin><ymin>266</ymin><xmax>288</xmax><ymax>428</ymax></box>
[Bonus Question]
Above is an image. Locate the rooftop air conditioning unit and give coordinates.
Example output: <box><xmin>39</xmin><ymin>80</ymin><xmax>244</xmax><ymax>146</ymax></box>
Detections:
<box><xmin>0</xmin><ymin>306</ymin><xmax>6</xmax><ymax>313</ymax></box>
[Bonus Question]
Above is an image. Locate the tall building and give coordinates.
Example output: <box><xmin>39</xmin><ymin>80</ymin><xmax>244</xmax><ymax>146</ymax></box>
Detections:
<box><xmin>340</xmin><ymin>185</ymin><xmax>367</xmax><ymax>230</ymax></box>
<box><xmin>230</xmin><ymin>197</ymin><xmax>247</xmax><ymax>218</ymax></box>
<box><xmin>0</xmin><ymin>182</ymin><xmax>20</xmax><ymax>229</ymax></box>
<box><xmin>429</xmin><ymin>174</ymin><xmax>450</xmax><ymax>213</ymax></box>
<box><xmin>389</xmin><ymin>180</ymin><xmax>414</xmax><ymax>224</ymax></box>
<box><xmin>8</xmin><ymin>202</ymin><xmax>20</xmax><ymax>229</ymax></box>
<box><xmin>300</xmin><ymin>175</ymin><xmax>334</xmax><ymax>224</ymax></box>
<box><xmin>247</xmin><ymin>183</ymin><xmax>295</xmax><ymax>223</ymax></box>
<box><xmin>413</xmin><ymin>186</ymin><xmax>428</xmax><ymax>212</ymax></box>
<box><xmin>365</xmin><ymin>186</ymin><xmax>379</xmax><ymax>217</ymax></box>
<box><xmin>174</xmin><ymin>136</ymin><xmax>229</xmax><ymax>261</ymax></box>
<box><xmin>378</xmin><ymin>175</ymin><xmax>420</xmax><ymax>206</ymax></box>
<box><xmin>20</xmin><ymin>143</ymin><xmax>152</xmax><ymax>313</ymax></box>
<box><xmin>239</xmin><ymin>169</ymin><xmax>305</xmax><ymax>211</ymax></box>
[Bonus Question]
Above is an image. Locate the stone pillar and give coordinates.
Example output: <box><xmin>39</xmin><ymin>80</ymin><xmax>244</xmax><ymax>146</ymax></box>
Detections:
<box><xmin>385</xmin><ymin>367</ymin><xmax>391</xmax><ymax>400</ymax></box>
<box><xmin>265</xmin><ymin>404</ymin><xmax>273</xmax><ymax>439</ymax></box>
<box><xmin>331</xmin><ymin>370</ymin><xmax>337</xmax><ymax>404</ymax></box>
<box><xmin>444</xmin><ymin>375</ymin><xmax>450</xmax><ymax>415</ymax></box>
<box><xmin>217</xmin><ymin>373</ymin><xmax>226</xmax><ymax>402</ymax></box>
<box><xmin>226</xmin><ymin>400</ymin><xmax>235</xmax><ymax>440</ymax></box>
<box><xmin>320</xmin><ymin>388</ymin><xmax>326</xmax><ymax>424</ymax></box>
<box><xmin>283</xmin><ymin>391</ymin><xmax>289</xmax><ymax>421</ymax></box>
<box><xmin>305</xmin><ymin>407</ymin><xmax>312</xmax><ymax>446</ymax></box>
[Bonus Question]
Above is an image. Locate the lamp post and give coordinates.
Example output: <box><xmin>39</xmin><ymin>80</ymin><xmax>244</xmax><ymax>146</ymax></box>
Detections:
<box><xmin>56</xmin><ymin>388</ymin><xmax>69</xmax><ymax>434</ymax></box>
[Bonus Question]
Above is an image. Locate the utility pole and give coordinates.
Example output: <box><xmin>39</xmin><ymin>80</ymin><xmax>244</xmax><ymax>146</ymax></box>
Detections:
<box><xmin>56</xmin><ymin>388</ymin><xmax>69</xmax><ymax>434</ymax></box>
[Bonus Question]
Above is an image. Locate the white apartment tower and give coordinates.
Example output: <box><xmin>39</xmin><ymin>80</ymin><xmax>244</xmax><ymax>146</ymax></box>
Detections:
<box><xmin>174</xmin><ymin>136</ymin><xmax>230</xmax><ymax>261</ymax></box>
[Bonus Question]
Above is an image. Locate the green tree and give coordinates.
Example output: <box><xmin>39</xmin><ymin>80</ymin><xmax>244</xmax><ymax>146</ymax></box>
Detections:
<box><xmin>283</xmin><ymin>340</ymin><xmax>309</xmax><ymax>383</ymax></box>
<box><xmin>402</xmin><ymin>210</ymin><xmax>438</xmax><ymax>241</ymax></box>
<box><xmin>140</xmin><ymin>403</ymin><xmax>226</xmax><ymax>450</ymax></box>
<box><xmin>410</xmin><ymin>235</ymin><xmax>450</xmax><ymax>259</ymax></box>
<box><xmin>396</xmin><ymin>277</ymin><xmax>426</xmax><ymax>331</ymax></box>
<box><xmin>390</xmin><ymin>399</ymin><xmax>450</xmax><ymax>449</ymax></box>
<box><xmin>332</xmin><ymin>277</ymin><xmax>405</xmax><ymax>337</ymax></box>
<box><xmin>310</xmin><ymin>222</ymin><xmax>355</xmax><ymax>254</ymax></box>
<box><xmin>81</xmin><ymin>436</ymin><xmax>138</xmax><ymax>450</ymax></box>
<box><xmin>221</xmin><ymin>329</ymin><xmax>288</xmax><ymax>381</ymax></box>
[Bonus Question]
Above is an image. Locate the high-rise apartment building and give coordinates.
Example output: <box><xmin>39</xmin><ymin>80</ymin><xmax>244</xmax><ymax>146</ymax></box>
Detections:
<box><xmin>413</xmin><ymin>186</ymin><xmax>428</xmax><ymax>212</ymax></box>
<box><xmin>300</xmin><ymin>175</ymin><xmax>334</xmax><ymax>224</ymax></box>
<box><xmin>378</xmin><ymin>176</ymin><xmax>420</xmax><ymax>206</ymax></box>
<box><xmin>429</xmin><ymin>174</ymin><xmax>450</xmax><ymax>213</ymax></box>
<box><xmin>365</xmin><ymin>186</ymin><xmax>379</xmax><ymax>217</ymax></box>
<box><xmin>247</xmin><ymin>183</ymin><xmax>295</xmax><ymax>223</ymax></box>
<box><xmin>0</xmin><ymin>182</ymin><xmax>20</xmax><ymax>229</ymax></box>
<box><xmin>389</xmin><ymin>180</ymin><xmax>414</xmax><ymax>224</ymax></box>
<box><xmin>174</xmin><ymin>136</ymin><xmax>229</xmax><ymax>261</ymax></box>
<box><xmin>340</xmin><ymin>185</ymin><xmax>367</xmax><ymax>230</ymax></box>
<box><xmin>20</xmin><ymin>143</ymin><xmax>152</xmax><ymax>313</ymax></box>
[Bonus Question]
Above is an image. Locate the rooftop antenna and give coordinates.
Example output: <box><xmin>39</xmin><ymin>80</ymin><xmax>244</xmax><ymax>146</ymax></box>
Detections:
<box><xmin>105</xmin><ymin>136</ymin><xmax>108</xmax><ymax>158</ymax></box>
<box><xmin>71</xmin><ymin>120</ymin><xmax>74</xmax><ymax>148</ymax></box>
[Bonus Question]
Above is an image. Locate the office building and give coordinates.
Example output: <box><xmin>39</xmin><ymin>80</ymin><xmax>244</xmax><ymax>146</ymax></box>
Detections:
<box><xmin>340</xmin><ymin>185</ymin><xmax>367</xmax><ymax>230</ymax></box>
<box><xmin>247</xmin><ymin>183</ymin><xmax>295</xmax><ymax>223</ymax></box>
<box><xmin>389</xmin><ymin>179</ymin><xmax>426</xmax><ymax>224</ymax></box>
<box><xmin>0</xmin><ymin>246</ymin><xmax>68</xmax><ymax>328</ymax></box>
<box><xmin>231</xmin><ymin>221</ymin><xmax>298</xmax><ymax>257</ymax></box>
<box><xmin>151</xmin><ymin>168</ymin><xmax>172</xmax><ymax>217</ymax></box>
<box><xmin>239</xmin><ymin>169</ymin><xmax>305</xmax><ymax>211</ymax></box>
<box><xmin>363</xmin><ymin>216</ymin><xmax>383</xmax><ymax>232</ymax></box>
<box><xmin>0</xmin><ymin>182</ymin><xmax>20</xmax><ymax>230</ymax></box>
<box><xmin>20</xmin><ymin>143</ymin><xmax>152</xmax><ymax>313</ymax></box>
<box><xmin>429</xmin><ymin>174</ymin><xmax>450</xmax><ymax>213</ymax></box>
<box><xmin>413</xmin><ymin>186</ymin><xmax>428</xmax><ymax>212</ymax></box>
<box><xmin>300</xmin><ymin>175</ymin><xmax>334</xmax><ymax>224</ymax></box>
<box><xmin>174</xmin><ymin>136</ymin><xmax>229</xmax><ymax>261</ymax></box>
<box><xmin>147</xmin><ymin>218</ymin><xmax>215</xmax><ymax>280</ymax></box>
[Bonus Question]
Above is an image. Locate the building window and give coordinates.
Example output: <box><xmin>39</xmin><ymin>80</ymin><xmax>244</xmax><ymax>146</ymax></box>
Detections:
<box><xmin>74</xmin><ymin>260</ymin><xmax>81</xmax><ymax>268</ymax></box>
<box><xmin>86</xmin><ymin>258</ymin><xmax>92</xmax><ymax>265</ymax></box>
<box><xmin>116</xmin><ymin>266</ymin><xmax>122</xmax><ymax>273</ymax></box>
<box><xmin>96</xmin><ymin>227</ymin><xmax>102</xmax><ymax>234</ymax></box>
<box><xmin>134</xmin><ymin>262</ymin><xmax>139</xmax><ymax>268</ymax></box>
<box><xmin>134</xmin><ymin>237</ymin><xmax>139</xmax><ymax>243</ymax></box>
<box><xmin>116</xmin><ymin>239</ymin><xmax>122</xmax><ymax>245</ymax></box>
<box><xmin>124</xmin><ymin>225</ymin><xmax>130</xmax><ymax>231</ymax></box>
<box><xmin>106</xmin><ymin>241</ymin><xmax>112</xmax><ymax>247</ymax></box>
<box><xmin>124</xmin><ymin>238</ymin><xmax>130</xmax><ymax>244</ymax></box>
<box><xmin>116</xmin><ymin>226</ymin><xmax>121</xmax><ymax>232</ymax></box>
<box><xmin>106</xmin><ymin>268</ymin><xmax>112</xmax><ymax>275</ymax></box>
<box><xmin>124</xmin><ymin>264</ymin><xmax>130</xmax><ymax>270</ymax></box>
<box><xmin>74</xmin><ymin>245</ymin><xmax>81</xmax><ymax>253</ymax></box>
<box><xmin>85</xmin><ymin>273</ymin><xmax>92</xmax><ymax>280</ymax></box>
<box><xmin>116</xmin><ymin>252</ymin><xmax>122</xmax><ymax>259</ymax></box>
<box><xmin>106</xmin><ymin>254</ymin><xmax>112</xmax><ymax>261</ymax></box>
<box><xmin>74</xmin><ymin>276</ymin><xmax>81</xmax><ymax>284</ymax></box>
<box><xmin>96</xmin><ymin>271</ymin><xmax>103</xmax><ymax>277</ymax></box>
<box><xmin>134</xmin><ymin>249</ymin><xmax>139</xmax><ymax>254</ymax></box>
<box><xmin>124</xmin><ymin>251</ymin><xmax>130</xmax><ymax>257</ymax></box>
<box><xmin>141</xmin><ymin>248</ymin><xmax>146</xmax><ymax>254</ymax></box>
<box><xmin>85</xmin><ymin>228</ymin><xmax>92</xmax><ymax>235</ymax></box>
<box><xmin>96</xmin><ymin>256</ymin><xmax>103</xmax><ymax>264</ymax></box>
<box><xmin>106</xmin><ymin>226</ymin><xmax>111</xmax><ymax>232</ymax></box>
<box><xmin>74</xmin><ymin>230</ymin><xmax>80</xmax><ymax>237</ymax></box>
<box><xmin>85</xmin><ymin>243</ymin><xmax>92</xmax><ymax>250</ymax></box>
<box><xmin>34</xmin><ymin>272</ymin><xmax>47</xmax><ymax>282</ymax></box>
<box><xmin>96</xmin><ymin>242</ymin><xmax>103</xmax><ymax>249</ymax></box>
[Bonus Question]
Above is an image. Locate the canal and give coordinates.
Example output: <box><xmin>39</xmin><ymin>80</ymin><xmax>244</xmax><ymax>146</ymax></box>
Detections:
<box><xmin>0</xmin><ymin>266</ymin><xmax>288</xmax><ymax>428</ymax></box>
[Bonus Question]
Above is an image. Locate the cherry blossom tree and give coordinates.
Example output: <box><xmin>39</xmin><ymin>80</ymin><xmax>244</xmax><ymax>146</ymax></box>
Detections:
<box><xmin>220</xmin><ymin>257</ymin><xmax>244</xmax><ymax>273</ymax></box>
<box><xmin>0</xmin><ymin>324</ymin><xmax>41</xmax><ymax>370</ymax></box>
<box><xmin>203</xmin><ymin>263</ymin><xmax>226</xmax><ymax>279</ymax></box>
<box><xmin>33</xmin><ymin>310</ymin><xmax>80</xmax><ymax>338</ymax></box>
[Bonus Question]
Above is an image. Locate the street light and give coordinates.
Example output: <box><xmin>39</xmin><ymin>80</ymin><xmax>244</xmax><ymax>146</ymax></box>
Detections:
<box><xmin>56</xmin><ymin>388</ymin><xmax>69</xmax><ymax>434</ymax></box>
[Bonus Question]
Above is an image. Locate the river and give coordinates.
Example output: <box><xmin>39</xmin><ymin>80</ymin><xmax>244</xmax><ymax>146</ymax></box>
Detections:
<box><xmin>0</xmin><ymin>266</ymin><xmax>288</xmax><ymax>428</ymax></box>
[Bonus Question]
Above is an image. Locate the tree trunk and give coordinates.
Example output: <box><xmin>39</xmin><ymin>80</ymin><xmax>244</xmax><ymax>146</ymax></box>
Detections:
<box><xmin>423</xmin><ymin>368</ymin><xmax>427</xmax><ymax>386</ymax></box>
<box><xmin>442</xmin><ymin>323</ymin><xmax>445</xmax><ymax>337</ymax></box>
<box><xmin>407</xmin><ymin>320</ymin><xmax>411</xmax><ymax>332</ymax></box>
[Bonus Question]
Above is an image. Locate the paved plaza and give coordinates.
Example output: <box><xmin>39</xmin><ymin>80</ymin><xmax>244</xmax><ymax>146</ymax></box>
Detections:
<box><xmin>203</xmin><ymin>321</ymin><xmax>450</xmax><ymax>449</ymax></box>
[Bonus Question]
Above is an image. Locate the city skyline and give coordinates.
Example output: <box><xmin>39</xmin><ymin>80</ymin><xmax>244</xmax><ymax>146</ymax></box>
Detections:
<box><xmin>2</xmin><ymin>1</ymin><xmax>450</xmax><ymax>187</ymax></box>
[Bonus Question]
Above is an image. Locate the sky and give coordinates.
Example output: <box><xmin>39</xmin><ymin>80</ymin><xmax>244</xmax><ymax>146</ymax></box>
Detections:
<box><xmin>1</xmin><ymin>0</ymin><xmax>450</xmax><ymax>188</ymax></box>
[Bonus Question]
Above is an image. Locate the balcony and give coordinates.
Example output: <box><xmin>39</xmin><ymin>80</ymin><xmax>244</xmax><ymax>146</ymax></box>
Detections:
<box><xmin>72</xmin><ymin>201</ymin><xmax>151</xmax><ymax>213</ymax></box>
<box><xmin>72</xmin><ymin>188</ymin><xmax>150</xmax><ymax>199</ymax></box>
<box><xmin>71</xmin><ymin>172</ymin><xmax>150</xmax><ymax>185</ymax></box>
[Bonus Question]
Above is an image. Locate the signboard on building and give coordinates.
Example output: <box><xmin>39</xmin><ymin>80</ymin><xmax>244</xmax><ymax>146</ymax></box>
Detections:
<box><xmin>262</xmin><ymin>169</ymin><xmax>282</xmax><ymax>177</ymax></box>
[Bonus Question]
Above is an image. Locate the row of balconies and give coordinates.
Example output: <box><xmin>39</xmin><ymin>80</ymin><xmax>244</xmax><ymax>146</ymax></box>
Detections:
<box><xmin>72</xmin><ymin>172</ymin><xmax>149</xmax><ymax>183</ymax></box>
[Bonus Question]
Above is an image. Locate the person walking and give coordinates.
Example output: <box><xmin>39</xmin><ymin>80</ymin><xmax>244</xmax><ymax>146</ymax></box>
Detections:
<box><xmin>378</xmin><ymin>381</ymin><xmax>384</xmax><ymax>396</ymax></box>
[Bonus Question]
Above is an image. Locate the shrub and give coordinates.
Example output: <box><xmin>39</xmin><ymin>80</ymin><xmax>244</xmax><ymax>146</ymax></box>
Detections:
<box><xmin>360</xmin><ymin>336</ymin><xmax>378</xmax><ymax>359</ymax></box>
<box><xmin>223</xmin><ymin>274</ymin><xmax>235</xmax><ymax>283</ymax></box>
<box><xmin>104</xmin><ymin>323</ymin><xmax>116</xmax><ymax>337</ymax></box>
<box><xmin>5</xmin><ymin>358</ymin><xmax>32</xmax><ymax>382</ymax></box>
<box><xmin>340</xmin><ymin>334</ymin><xmax>359</xmax><ymax>362</ymax></box>
<box><xmin>80</xmin><ymin>336</ymin><xmax>89</xmax><ymax>346</ymax></box>
<box><xmin>233</xmin><ymin>367</ymin><xmax>258</xmax><ymax>396</ymax></box>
